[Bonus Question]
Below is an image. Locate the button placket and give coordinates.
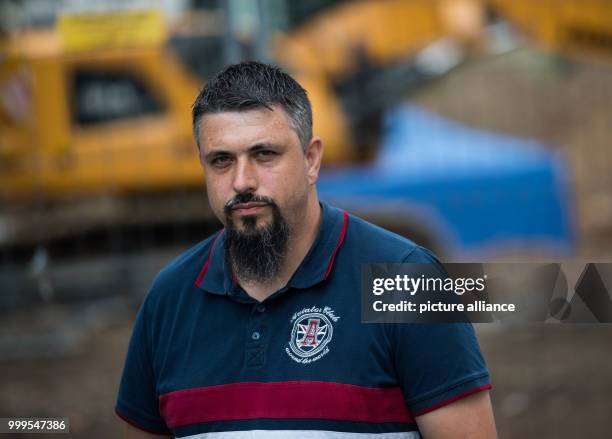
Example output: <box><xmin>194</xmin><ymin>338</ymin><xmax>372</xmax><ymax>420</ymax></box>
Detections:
<box><xmin>245</xmin><ymin>302</ymin><xmax>268</xmax><ymax>368</ymax></box>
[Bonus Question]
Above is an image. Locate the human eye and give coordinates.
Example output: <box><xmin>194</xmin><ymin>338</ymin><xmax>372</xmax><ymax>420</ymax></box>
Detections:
<box><xmin>210</xmin><ymin>155</ymin><xmax>233</xmax><ymax>168</ymax></box>
<box><xmin>254</xmin><ymin>149</ymin><xmax>278</xmax><ymax>161</ymax></box>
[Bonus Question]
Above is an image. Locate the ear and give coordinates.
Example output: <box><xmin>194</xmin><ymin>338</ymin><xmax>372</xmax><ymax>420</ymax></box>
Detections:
<box><xmin>305</xmin><ymin>136</ymin><xmax>324</xmax><ymax>185</ymax></box>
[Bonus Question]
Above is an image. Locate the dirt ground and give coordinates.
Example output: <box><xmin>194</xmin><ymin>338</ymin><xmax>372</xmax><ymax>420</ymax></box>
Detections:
<box><xmin>480</xmin><ymin>324</ymin><xmax>612</xmax><ymax>438</ymax></box>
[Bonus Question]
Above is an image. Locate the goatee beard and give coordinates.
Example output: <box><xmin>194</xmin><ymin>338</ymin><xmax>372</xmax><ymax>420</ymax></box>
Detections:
<box><xmin>223</xmin><ymin>194</ymin><xmax>290</xmax><ymax>284</ymax></box>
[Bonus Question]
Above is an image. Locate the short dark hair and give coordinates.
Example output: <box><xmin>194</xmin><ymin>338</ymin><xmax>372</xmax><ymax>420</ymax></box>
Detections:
<box><xmin>192</xmin><ymin>61</ymin><xmax>312</xmax><ymax>152</ymax></box>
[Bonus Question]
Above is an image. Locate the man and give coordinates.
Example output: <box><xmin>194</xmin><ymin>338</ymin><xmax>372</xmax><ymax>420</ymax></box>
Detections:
<box><xmin>116</xmin><ymin>61</ymin><xmax>497</xmax><ymax>439</ymax></box>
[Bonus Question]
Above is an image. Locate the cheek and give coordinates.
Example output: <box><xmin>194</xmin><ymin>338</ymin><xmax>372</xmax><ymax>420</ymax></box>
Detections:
<box><xmin>263</xmin><ymin>162</ymin><xmax>308</xmax><ymax>202</ymax></box>
<box><xmin>205</xmin><ymin>176</ymin><xmax>229</xmax><ymax>215</ymax></box>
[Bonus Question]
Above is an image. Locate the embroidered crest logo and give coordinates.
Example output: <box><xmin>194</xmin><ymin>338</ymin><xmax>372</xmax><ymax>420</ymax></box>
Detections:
<box><xmin>286</xmin><ymin>306</ymin><xmax>340</xmax><ymax>364</ymax></box>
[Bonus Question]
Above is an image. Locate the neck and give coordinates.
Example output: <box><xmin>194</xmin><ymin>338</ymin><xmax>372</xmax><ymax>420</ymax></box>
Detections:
<box><xmin>239</xmin><ymin>196</ymin><xmax>322</xmax><ymax>302</ymax></box>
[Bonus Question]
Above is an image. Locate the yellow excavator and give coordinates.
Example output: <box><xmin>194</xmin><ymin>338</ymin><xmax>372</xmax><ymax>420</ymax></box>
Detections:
<box><xmin>0</xmin><ymin>0</ymin><xmax>609</xmax><ymax>249</ymax></box>
<box><xmin>272</xmin><ymin>0</ymin><xmax>612</xmax><ymax>162</ymax></box>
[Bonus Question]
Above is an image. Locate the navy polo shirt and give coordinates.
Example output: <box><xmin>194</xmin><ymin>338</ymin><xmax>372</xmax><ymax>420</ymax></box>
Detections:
<box><xmin>116</xmin><ymin>202</ymin><xmax>491</xmax><ymax>438</ymax></box>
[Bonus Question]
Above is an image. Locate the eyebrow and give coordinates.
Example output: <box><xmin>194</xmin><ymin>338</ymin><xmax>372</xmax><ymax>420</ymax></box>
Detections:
<box><xmin>204</xmin><ymin>142</ymin><xmax>282</xmax><ymax>163</ymax></box>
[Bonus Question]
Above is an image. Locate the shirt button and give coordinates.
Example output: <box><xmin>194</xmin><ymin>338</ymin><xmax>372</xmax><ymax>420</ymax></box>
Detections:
<box><xmin>256</xmin><ymin>305</ymin><xmax>265</xmax><ymax>313</ymax></box>
<box><xmin>251</xmin><ymin>331</ymin><xmax>260</xmax><ymax>341</ymax></box>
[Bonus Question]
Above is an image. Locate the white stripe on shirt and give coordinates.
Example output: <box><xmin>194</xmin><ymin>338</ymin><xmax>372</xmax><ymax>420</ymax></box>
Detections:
<box><xmin>179</xmin><ymin>430</ymin><xmax>420</xmax><ymax>439</ymax></box>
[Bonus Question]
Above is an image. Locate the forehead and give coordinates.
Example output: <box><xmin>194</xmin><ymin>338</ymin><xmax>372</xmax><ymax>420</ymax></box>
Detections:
<box><xmin>198</xmin><ymin>106</ymin><xmax>299</xmax><ymax>152</ymax></box>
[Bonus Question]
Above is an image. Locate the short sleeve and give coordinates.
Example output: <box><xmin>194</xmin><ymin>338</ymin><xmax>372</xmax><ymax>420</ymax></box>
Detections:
<box><xmin>116</xmin><ymin>298</ymin><xmax>171</xmax><ymax>435</ymax></box>
<box><xmin>392</xmin><ymin>245</ymin><xmax>492</xmax><ymax>415</ymax></box>
<box><xmin>391</xmin><ymin>322</ymin><xmax>491</xmax><ymax>416</ymax></box>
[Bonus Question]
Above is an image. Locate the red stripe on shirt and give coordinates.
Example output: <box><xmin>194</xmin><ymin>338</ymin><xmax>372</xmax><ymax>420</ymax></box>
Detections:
<box><xmin>324</xmin><ymin>211</ymin><xmax>349</xmax><ymax>280</ymax></box>
<box><xmin>413</xmin><ymin>384</ymin><xmax>492</xmax><ymax>417</ymax></box>
<box><xmin>194</xmin><ymin>231</ymin><xmax>222</xmax><ymax>288</ymax></box>
<box><xmin>159</xmin><ymin>380</ymin><xmax>414</xmax><ymax>428</ymax></box>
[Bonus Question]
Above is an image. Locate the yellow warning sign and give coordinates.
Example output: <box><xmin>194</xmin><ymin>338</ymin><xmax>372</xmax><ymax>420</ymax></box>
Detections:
<box><xmin>58</xmin><ymin>9</ymin><xmax>166</xmax><ymax>52</ymax></box>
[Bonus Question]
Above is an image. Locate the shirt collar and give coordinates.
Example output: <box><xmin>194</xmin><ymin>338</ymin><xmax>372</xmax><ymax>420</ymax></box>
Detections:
<box><xmin>195</xmin><ymin>201</ymin><xmax>348</xmax><ymax>296</ymax></box>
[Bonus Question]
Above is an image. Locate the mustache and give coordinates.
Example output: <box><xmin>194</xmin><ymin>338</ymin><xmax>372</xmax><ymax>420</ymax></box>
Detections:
<box><xmin>223</xmin><ymin>193</ymin><xmax>276</xmax><ymax>214</ymax></box>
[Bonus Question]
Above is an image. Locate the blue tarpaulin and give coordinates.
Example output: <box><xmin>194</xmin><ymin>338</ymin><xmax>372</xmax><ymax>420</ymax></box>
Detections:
<box><xmin>318</xmin><ymin>104</ymin><xmax>575</xmax><ymax>257</ymax></box>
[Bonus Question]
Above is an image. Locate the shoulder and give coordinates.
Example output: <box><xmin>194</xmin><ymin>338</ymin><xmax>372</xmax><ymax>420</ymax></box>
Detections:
<box><xmin>343</xmin><ymin>210</ymin><xmax>440</xmax><ymax>264</ymax></box>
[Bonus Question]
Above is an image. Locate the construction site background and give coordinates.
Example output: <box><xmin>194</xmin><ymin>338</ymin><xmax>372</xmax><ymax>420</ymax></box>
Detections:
<box><xmin>1</xmin><ymin>1</ymin><xmax>611</xmax><ymax>437</ymax></box>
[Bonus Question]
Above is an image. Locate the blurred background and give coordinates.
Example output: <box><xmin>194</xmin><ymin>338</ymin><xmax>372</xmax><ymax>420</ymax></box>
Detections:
<box><xmin>0</xmin><ymin>0</ymin><xmax>611</xmax><ymax>437</ymax></box>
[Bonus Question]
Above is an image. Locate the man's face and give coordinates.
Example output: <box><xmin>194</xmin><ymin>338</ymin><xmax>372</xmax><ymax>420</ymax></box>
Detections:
<box><xmin>198</xmin><ymin>105</ymin><xmax>316</xmax><ymax>234</ymax></box>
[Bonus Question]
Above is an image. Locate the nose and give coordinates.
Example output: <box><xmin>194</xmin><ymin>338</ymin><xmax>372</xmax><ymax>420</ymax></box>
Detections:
<box><xmin>232</xmin><ymin>157</ymin><xmax>258</xmax><ymax>194</ymax></box>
